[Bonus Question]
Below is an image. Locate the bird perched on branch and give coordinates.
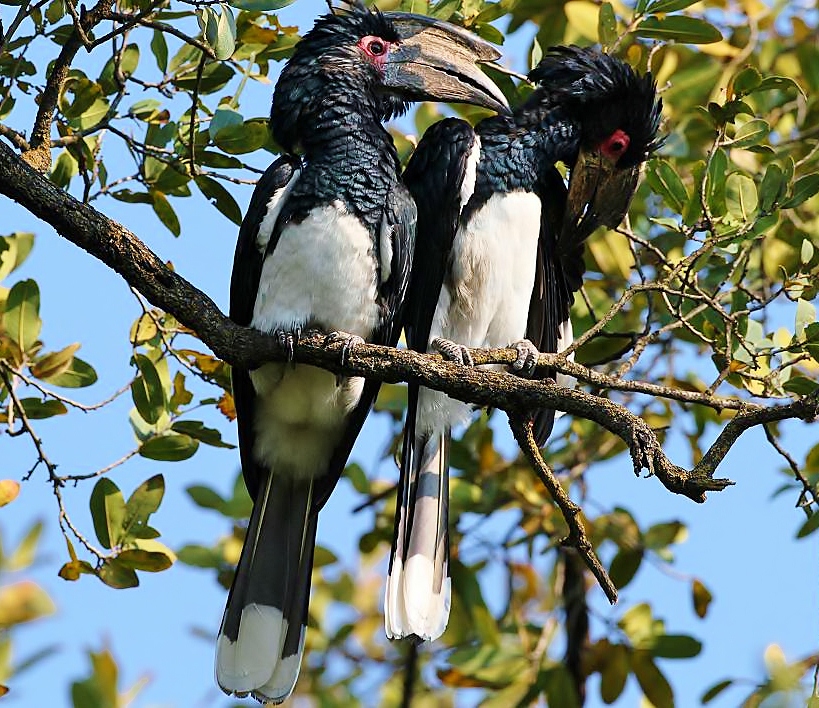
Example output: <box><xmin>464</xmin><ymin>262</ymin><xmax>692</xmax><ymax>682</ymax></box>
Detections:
<box><xmin>385</xmin><ymin>45</ymin><xmax>662</xmax><ymax>642</ymax></box>
<box><xmin>216</xmin><ymin>6</ymin><xmax>508</xmax><ymax>703</ymax></box>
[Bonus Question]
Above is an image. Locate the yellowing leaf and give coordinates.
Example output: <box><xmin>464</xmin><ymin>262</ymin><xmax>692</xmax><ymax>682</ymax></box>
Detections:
<box><xmin>0</xmin><ymin>480</ymin><xmax>20</xmax><ymax>507</ymax></box>
<box><xmin>564</xmin><ymin>1</ymin><xmax>600</xmax><ymax>41</ymax></box>
<box><xmin>0</xmin><ymin>581</ymin><xmax>55</xmax><ymax>627</ymax></box>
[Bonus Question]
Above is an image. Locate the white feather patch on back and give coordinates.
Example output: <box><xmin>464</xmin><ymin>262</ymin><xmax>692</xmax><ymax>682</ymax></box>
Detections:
<box><xmin>460</xmin><ymin>135</ymin><xmax>481</xmax><ymax>208</ymax></box>
<box><xmin>250</xmin><ymin>201</ymin><xmax>379</xmax><ymax>479</ymax></box>
<box><xmin>256</xmin><ymin>168</ymin><xmax>302</xmax><ymax>253</ymax></box>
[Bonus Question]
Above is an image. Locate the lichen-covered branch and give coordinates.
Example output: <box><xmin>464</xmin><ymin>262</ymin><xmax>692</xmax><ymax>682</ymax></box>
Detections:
<box><xmin>2</xmin><ymin>139</ymin><xmax>817</xmax><ymax>506</ymax></box>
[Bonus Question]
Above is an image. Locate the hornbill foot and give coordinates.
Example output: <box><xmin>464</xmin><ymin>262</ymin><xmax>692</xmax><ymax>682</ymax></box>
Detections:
<box><xmin>431</xmin><ymin>337</ymin><xmax>474</xmax><ymax>367</ymax></box>
<box><xmin>274</xmin><ymin>325</ymin><xmax>301</xmax><ymax>363</ymax></box>
<box><xmin>324</xmin><ymin>330</ymin><xmax>365</xmax><ymax>368</ymax></box>
<box><xmin>510</xmin><ymin>339</ymin><xmax>540</xmax><ymax>377</ymax></box>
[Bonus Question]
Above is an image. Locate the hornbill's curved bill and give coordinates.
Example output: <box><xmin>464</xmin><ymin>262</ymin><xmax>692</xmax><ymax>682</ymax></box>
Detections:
<box><xmin>215</xmin><ymin>7</ymin><xmax>508</xmax><ymax>705</ymax></box>
<box><xmin>385</xmin><ymin>45</ymin><xmax>661</xmax><ymax>643</ymax></box>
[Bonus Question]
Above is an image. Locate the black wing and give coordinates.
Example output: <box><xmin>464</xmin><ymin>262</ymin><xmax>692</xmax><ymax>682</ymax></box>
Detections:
<box><xmin>527</xmin><ymin>167</ymin><xmax>574</xmax><ymax>446</ymax></box>
<box><xmin>230</xmin><ymin>154</ymin><xmax>301</xmax><ymax>500</ymax></box>
<box><xmin>402</xmin><ymin>118</ymin><xmax>477</xmax><ymax>352</ymax></box>
<box><xmin>312</xmin><ymin>182</ymin><xmax>417</xmax><ymax>513</ymax></box>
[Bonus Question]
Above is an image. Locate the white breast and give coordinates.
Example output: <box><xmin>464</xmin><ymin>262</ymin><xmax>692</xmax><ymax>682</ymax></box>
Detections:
<box><xmin>420</xmin><ymin>189</ymin><xmax>542</xmax><ymax>435</ymax></box>
<box><xmin>249</xmin><ymin>201</ymin><xmax>379</xmax><ymax>479</ymax></box>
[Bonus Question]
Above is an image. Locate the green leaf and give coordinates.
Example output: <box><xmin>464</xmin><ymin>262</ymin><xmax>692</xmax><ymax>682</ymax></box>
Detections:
<box><xmin>200</xmin><ymin>5</ymin><xmax>236</xmax><ymax>61</ymax></box>
<box><xmin>756</xmin><ymin>75</ymin><xmax>804</xmax><ymax>96</ymax></box>
<box><xmin>731</xmin><ymin>66</ymin><xmax>761</xmax><ymax>96</ymax></box>
<box><xmin>609</xmin><ymin>549</ymin><xmax>643</xmax><ymax>589</ymax></box>
<box><xmin>631</xmin><ymin>650</ymin><xmax>673</xmax><ymax>708</ymax></box>
<box><xmin>150</xmin><ymin>190</ymin><xmax>181</xmax><ymax>237</ymax></box>
<box><xmin>171</xmin><ymin>420</ymin><xmax>235</xmax><ymax>448</ymax></box>
<box><xmin>725</xmin><ymin>173</ymin><xmax>758</xmax><ymax>220</ymax></box>
<box><xmin>649</xmin><ymin>634</ymin><xmax>702</xmax><ymax>658</ymax></box>
<box><xmin>116</xmin><ymin>549</ymin><xmax>173</xmax><ymax>573</ymax></box>
<box><xmin>98</xmin><ymin>559</ymin><xmax>139</xmax><ymax>589</ymax></box>
<box><xmin>131</xmin><ymin>353</ymin><xmax>166</xmax><ymax>425</ymax></box>
<box><xmin>635</xmin><ymin>16</ymin><xmax>722</xmax><ymax>44</ymax></box>
<box><xmin>429</xmin><ymin>0</ymin><xmax>459</xmax><ymax>20</ymax></box>
<box><xmin>18</xmin><ymin>398</ymin><xmax>67</xmax><ymax>419</ymax></box>
<box><xmin>597</xmin><ymin>2</ymin><xmax>617</xmax><ymax>48</ymax></box>
<box><xmin>30</xmin><ymin>343</ymin><xmax>81</xmax><ymax>380</ymax></box>
<box><xmin>177</xmin><ymin>544</ymin><xmax>222</xmax><ymax>568</ymax></box>
<box><xmin>39</xmin><ymin>356</ymin><xmax>97</xmax><ymax>388</ymax></box>
<box><xmin>139</xmin><ymin>433</ymin><xmax>199</xmax><ymax>461</ymax></box>
<box><xmin>6</xmin><ymin>521</ymin><xmax>42</xmax><ymax>571</ymax></box>
<box><xmin>644</xmin><ymin>521</ymin><xmax>687</xmax><ymax>549</ymax></box>
<box><xmin>122</xmin><ymin>474</ymin><xmax>165</xmax><ymax>543</ymax></box>
<box><xmin>701</xmin><ymin>679</ymin><xmax>733</xmax><ymax>704</ymax></box>
<box><xmin>692</xmin><ymin>578</ymin><xmax>712</xmax><ymax>618</ymax></box>
<box><xmin>783</xmin><ymin>376</ymin><xmax>818</xmax><ymax>396</ymax></box>
<box><xmin>725</xmin><ymin>118</ymin><xmax>769</xmax><ymax>148</ymax></box>
<box><xmin>797</xmin><ymin>512</ymin><xmax>819</xmax><ymax>538</ymax></box>
<box><xmin>780</xmin><ymin>174</ymin><xmax>819</xmax><ymax>209</ymax></box>
<box><xmin>3</xmin><ymin>278</ymin><xmax>41</xmax><ymax>353</ymax></box>
<box><xmin>646</xmin><ymin>161</ymin><xmax>688</xmax><ymax>213</ymax></box>
<box><xmin>185</xmin><ymin>484</ymin><xmax>226</xmax><ymax>510</ymax></box>
<box><xmin>227</xmin><ymin>0</ymin><xmax>295</xmax><ymax>9</ymax></box>
<box><xmin>600</xmin><ymin>643</ymin><xmax>629</xmax><ymax>703</ymax></box>
<box><xmin>194</xmin><ymin>175</ymin><xmax>242</xmax><ymax>225</ymax></box>
<box><xmin>705</xmin><ymin>148</ymin><xmax>727</xmax><ymax>216</ymax></box>
<box><xmin>646</xmin><ymin>0</ymin><xmax>699</xmax><ymax>11</ymax></box>
<box><xmin>0</xmin><ymin>233</ymin><xmax>34</xmax><ymax>282</ymax></box>
<box><xmin>51</xmin><ymin>150</ymin><xmax>78</xmax><ymax>188</ymax></box>
<box><xmin>450</xmin><ymin>560</ymin><xmax>498</xmax><ymax>644</ymax></box>
<box><xmin>759</xmin><ymin>163</ymin><xmax>786</xmax><ymax>212</ymax></box>
<box><xmin>212</xmin><ymin>121</ymin><xmax>269</xmax><ymax>155</ymax></box>
<box><xmin>151</xmin><ymin>29</ymin><xmax>168</xmax><ymax>73</ymax></box>
<box><xmin>90</xmin><ymin>478</ymin><xmax>126</xmax><ymax>550</ymax></box>
<box><xmin>208</xmin><ymin>107</ymin><xmax>243</xmax><ymax>139</ymax></box>
<box><xmin>313</xmin><ymin>546</ymin><xmax>338</xmax><ymax>568</ymax></box>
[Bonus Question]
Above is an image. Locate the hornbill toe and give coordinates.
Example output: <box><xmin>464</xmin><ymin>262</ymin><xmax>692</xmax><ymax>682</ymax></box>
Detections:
<box><xmin>324</xmin><ymin>330</ymin><xmax>365</xmax><ymax>369</ymax></box>
<box><xmin>431</xmin><ymin>337</ymin><xmax>474</xmax><ymax>367</ymax></box>
<box><xmin>510</xmin><ymin>338</ymin><xmax>540</xmax><ymax>377</ymax></box>
<box><xmin>274</xmin><ymin>326</ymin><xmax>301</xmax><ymax>364</ymax></box>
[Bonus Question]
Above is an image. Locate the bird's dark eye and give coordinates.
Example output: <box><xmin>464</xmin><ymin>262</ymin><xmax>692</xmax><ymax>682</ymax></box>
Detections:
<box><xmin>368</xmin><ymin>40</ymin><xmax>386</xmax><ymax>56</ymax></box>
<box><xmin>601</xmin><ymin>129</ymin><xmax>631</xmax><ymax>161</ymax></box>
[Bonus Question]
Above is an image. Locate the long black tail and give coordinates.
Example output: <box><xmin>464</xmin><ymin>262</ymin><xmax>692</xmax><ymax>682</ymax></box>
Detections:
<box><xmin>385</xmin><ymin>384</ymin><xmax>451</xmax><ymax>641</ymax></box>
<box><xmin>216</xmin><ymin>474</ymin><xmax>316</xmax><ymax>704</ymax></box>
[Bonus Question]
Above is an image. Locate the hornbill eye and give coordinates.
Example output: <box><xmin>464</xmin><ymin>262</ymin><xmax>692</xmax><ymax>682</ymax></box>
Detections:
<box><xmin>601</xmin><ymin>129</ymin><xmax>630</xmax><ymax>162</ymax></box>
<box><xmin>367</xmin><ymin>39</ymin><xmax>387</xmax><ymax>56</ymax></box>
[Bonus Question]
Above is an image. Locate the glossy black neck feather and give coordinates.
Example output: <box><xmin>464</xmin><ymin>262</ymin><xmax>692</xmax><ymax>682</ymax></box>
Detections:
<box><xmin>462</xmin><ymin>104</ymin><xmax>579</xmax><ymax>223</ymax></box>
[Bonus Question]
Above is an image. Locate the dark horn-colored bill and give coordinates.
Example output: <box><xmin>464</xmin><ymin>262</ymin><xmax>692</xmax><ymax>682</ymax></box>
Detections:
<box><xmin>562</xmin><ymin>147</ymin><xmax>641</xmax><ymax>244</ymax></box>
<box><xmin>383</xmin><ymin>13</ymin><xmax>510</xmax><ymax>115</ymax></box>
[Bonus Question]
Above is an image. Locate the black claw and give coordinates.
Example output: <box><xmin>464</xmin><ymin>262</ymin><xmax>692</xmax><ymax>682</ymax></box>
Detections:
<box><xmin>325</xmin><ymin>331</ymin><xmax>364</xmax><ymax>369</ymax></box>
<box><xmin>431</xmin><ymin>337</ymin><xmax>474</xmax><ymax>367</ymax></box>
<box><xmin>511</xmin><ymin>339</ymin><xmax>540</xmax><ymax>378</ymax></box>
<box><xmin>274</xmin><ymin>327</ymin><xmax>300</xmax><ymax>363</ymax></box>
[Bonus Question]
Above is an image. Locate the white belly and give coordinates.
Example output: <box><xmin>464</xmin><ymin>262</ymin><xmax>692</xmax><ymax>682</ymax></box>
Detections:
<box><xmin>420</xmin><ymin>191</ymin><xmax>542</xmax><ymax>434</ymax></box>
<box><xmin>249</xmin><ymin>202</ymin><xmax>379</xmax><ymax>478</ymax></box>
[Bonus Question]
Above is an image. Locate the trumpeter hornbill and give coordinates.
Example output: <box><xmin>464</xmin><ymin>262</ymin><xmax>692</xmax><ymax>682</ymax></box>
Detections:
<box><xmin>217</xmin><ymin>7</ymin><xmax>509</xmax><ymax>703</ymax></box>
<box><xmin>385</xmin><ymin>45</ymin><xmax>662</xmax><ymax>641</ymax></box>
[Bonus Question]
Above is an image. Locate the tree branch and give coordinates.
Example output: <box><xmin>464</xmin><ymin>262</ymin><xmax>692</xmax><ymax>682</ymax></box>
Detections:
<box><xmin>2</xmin><ymin>139</ymin><xmax>817</xmax><ymax>505</ymax></box>
<box><xmin>510</xmin><ymin>413</ymin><xmax>617</xmax><ymax>604</ymax></box>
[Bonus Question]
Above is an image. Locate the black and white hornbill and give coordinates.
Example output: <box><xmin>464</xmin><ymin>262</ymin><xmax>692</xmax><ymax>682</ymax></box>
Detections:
<box><xmin>385</xmin><ymin>46</ymin><xmax>662</xmax><ymax>641</ymax></box>
<box><xmin>216</xmin><ymin>7</ymin><xmax>509</xmax><ymax>703</ymax></box>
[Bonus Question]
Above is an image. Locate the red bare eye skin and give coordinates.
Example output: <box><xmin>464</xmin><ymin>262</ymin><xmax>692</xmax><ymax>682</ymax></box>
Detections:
<box><xmin>600</xmin><ymin>129</ymin><xmax>631</xmax><ymax>162</ymax></box>
<box><xmin>358</xmin><ymin>35</ymin><xmax>392</xmax><ymax>63</ymax></box>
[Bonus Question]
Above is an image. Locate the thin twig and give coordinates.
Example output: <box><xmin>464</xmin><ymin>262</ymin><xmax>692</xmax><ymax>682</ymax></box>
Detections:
<box><xmin>509</xmin><ymin>413</ymin><xmax>617</xmax><ymax>604</ymax></box>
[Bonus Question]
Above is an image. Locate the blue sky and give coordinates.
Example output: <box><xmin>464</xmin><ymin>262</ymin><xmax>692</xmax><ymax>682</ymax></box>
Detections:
<box><xmin>1</xmin><ymin>0</ymin><xmax>817</xmax><ymax>706</ymax></box>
